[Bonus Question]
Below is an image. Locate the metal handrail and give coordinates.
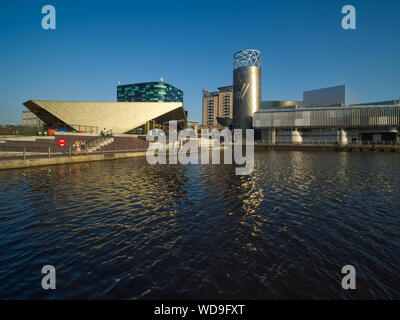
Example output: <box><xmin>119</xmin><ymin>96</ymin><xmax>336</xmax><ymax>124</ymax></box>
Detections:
<box><xmin>0</xmin><ymin>144</ymin><xmax>149</xmax><ymax>161</ymax></box>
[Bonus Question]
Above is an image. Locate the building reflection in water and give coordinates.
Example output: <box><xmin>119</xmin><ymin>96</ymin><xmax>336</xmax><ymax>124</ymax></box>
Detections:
<box><xmin>1</xmin><ymin>150</ymin><xmax>400</xmax><ymax>299</ymax></box>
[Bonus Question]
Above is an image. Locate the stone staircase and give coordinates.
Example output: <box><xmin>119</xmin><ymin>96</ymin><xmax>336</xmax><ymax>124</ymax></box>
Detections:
<box><xmin>86</xmin><ymin>136</ymin><xmax>114</xmax><ymax>152</ymax></box>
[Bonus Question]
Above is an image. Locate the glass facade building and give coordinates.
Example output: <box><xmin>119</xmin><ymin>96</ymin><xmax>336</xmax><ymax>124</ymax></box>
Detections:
<box><xmin>117</xmin><ymin>82</ymin><xmax>183</xmax><ymax>103</ymax></box>
<box><xmin>254</xmin><ymin>105</ymin><xmax>400</xmax><ymax>129</ymax></box>
<box><xmin>254</xmin><ymin>103</ymin><xmax>400</xmax><ymax>144</ymax></box>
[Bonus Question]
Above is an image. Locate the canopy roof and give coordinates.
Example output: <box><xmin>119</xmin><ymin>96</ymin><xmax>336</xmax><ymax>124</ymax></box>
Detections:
<box><xmin>23</xmin><ymin>100</ymin><xmax>186</xmax><ymax>133</ymax></box>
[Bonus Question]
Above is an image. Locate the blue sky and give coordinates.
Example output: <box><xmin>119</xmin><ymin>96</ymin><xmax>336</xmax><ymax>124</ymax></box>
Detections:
<box><xmin>0</xmin><ymin>0</ymin><xmax>399</xmax><ymax>124</ymax></box>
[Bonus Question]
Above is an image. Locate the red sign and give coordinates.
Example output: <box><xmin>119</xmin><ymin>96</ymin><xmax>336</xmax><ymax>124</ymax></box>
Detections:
<box><xmin>58</xmin><ymin>139</ymin><xmax>66</xmax><ymax>147</ymax></box>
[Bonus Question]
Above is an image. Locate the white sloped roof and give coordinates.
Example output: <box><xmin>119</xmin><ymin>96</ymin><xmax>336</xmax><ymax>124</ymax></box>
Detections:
<box><xmin>24</xmin><ymin>100</ymin><xmax>185</xmax><ymax>133</ymax></box>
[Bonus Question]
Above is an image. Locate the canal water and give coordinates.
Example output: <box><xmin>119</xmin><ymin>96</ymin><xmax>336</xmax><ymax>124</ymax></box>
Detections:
<box><xmin>0</xmin><ymin>150</ymin><xmax>399</xmax><ymax>299</ymax></box>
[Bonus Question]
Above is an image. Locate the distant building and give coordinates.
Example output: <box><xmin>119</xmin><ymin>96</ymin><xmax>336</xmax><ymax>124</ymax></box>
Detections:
<box><xmin>261</xmin><ymin>101</ymin><xmax>303</xmax><ymax>110</ymax></box>
<box><xmin>303</xmin><ymin>85</ymin><xmax>358</xmax><ymax>108</ymax></box>
<box><xmin>202</xmin><ymin>85</ymin><xmax>233</xmax><ymax>125</ymax></box>
<box><xmin>254</xmin><ymin>84</ymin><xmax>400</xmax><ymax>145</ymax></box>
<box><xmin>186</xmin><ymin>120</ymin><xmax>199</xmax><ymax>130</ymax></box>
<box><xmin>117</xmin><ymin>81</ymin><xmax>183</xmax><ymax>103</ymax></box>
<box><xmin>22</xmin><ymin>111</ymin><xmax>43</xmax><ymax>128</ymax></box>
<box><xmin>351</xmin><ymin>99</ymin><xmax>400</xmax><ymax>106</ymax></box>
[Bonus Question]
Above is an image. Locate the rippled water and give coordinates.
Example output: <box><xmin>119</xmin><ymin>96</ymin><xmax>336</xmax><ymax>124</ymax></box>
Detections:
<box><xmin>0</xmin><ymin>150</ymin><xmax>399</xmax><ymax>299</ymax></box>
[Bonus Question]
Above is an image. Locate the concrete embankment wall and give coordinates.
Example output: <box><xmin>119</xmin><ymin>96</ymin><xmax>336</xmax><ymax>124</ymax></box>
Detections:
<box><xmin>256</xmin><ymin>143</ymin><xmax>400</xmax><ymax>152</ymax></box>
<box><xmin>0</xmin><ymin>134</ymin><xmax>149</xmax><ymax>152</ymax></box>
<box><xmin>0</xmin><ymin>152</ymin><xmax>147</xmax><ymax>171</ymax></box>
<box><xmin>0</xmin><ymin>144</ymin><xmax>227</xmax><ymax>171</ymax></box>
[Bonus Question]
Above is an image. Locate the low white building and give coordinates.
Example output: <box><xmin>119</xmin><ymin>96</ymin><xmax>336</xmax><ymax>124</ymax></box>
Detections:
<box><xmin>22</xmin><ymin>111</ymin><xmax>43</xmax><ymax>128</ymax></box>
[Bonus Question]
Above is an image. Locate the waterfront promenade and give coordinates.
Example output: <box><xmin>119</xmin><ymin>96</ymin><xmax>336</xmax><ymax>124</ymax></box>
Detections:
<box><xmin>2</xmin><ymin>141</ymin><xmax>400</xmax><ymax>171</ymax></box>
<box><xmin>0</xmin><ymin>133</ymin><xmax>149</xmax><ymax>170</ymax></box>
<box><xmin>257</xmin><ymin>143</ymin><xmax>400</xmax><ymax>152</ymax></box>
<box><xmin>0</xmin><ymin>151</ymin><xmax>147</xmax><ymax>171</ymax></box>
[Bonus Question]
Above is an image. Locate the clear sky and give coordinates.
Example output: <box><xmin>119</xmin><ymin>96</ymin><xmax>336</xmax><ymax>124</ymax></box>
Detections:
<box><xmin>0</xmin><ymin>0</ymin><xmax>399</xmax><ymax>124</ymax></box>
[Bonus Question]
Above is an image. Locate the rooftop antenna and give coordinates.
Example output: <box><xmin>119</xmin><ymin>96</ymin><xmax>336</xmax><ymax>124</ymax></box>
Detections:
<box><xmin>117</xmin><ymin>80</ymin><xmax>121</xmax><ymax>86</ymax></box>
<box><xmin>160</xmin><ymin>77</ymin><xmax>164</xmax><ymax>82</ymax></box>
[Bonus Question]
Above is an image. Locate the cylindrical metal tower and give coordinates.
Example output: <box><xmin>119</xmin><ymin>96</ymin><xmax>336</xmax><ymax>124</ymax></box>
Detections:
<box><xmin>233</xmin><ymin>49</ymin><xmax>261</xmax><ymax>130</ymax></box>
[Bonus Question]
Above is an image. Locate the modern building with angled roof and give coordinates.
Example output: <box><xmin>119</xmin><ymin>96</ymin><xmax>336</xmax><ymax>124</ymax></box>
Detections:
<box><xmin>23</xmin><ymin>100</ymin><xmax>186</xmax><ymax>135</ymax></box>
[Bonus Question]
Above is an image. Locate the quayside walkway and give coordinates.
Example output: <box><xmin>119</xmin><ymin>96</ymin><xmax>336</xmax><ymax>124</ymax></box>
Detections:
<box><xmin>256</xmin><ymin>143</ymin><xmax>400</xmax><ymax>152</ymax></box>
<box><xmin>0</xmin><ymin>133</ymin><xmax>150</xmax><ymax>170</ymax></box>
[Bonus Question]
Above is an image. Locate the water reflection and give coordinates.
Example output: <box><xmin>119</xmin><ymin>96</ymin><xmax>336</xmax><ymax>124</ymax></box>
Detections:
<box><xmin>0</xmin><ymin>150</ymin><xmax>399</xmax><ymax>299</ymax></box>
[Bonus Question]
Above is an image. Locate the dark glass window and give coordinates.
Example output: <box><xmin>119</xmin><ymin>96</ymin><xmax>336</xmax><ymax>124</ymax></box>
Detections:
<box><xmin>117</xmin><ymin>82</ymin><xmax>183</xmax><ymax>103</ymax></box>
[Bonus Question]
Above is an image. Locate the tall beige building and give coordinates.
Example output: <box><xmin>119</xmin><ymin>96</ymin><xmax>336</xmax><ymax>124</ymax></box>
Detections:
<box><xmin>202</xmin><ymin>85</ymin><xmax>233</xmax><ymax>125</ymax></box>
